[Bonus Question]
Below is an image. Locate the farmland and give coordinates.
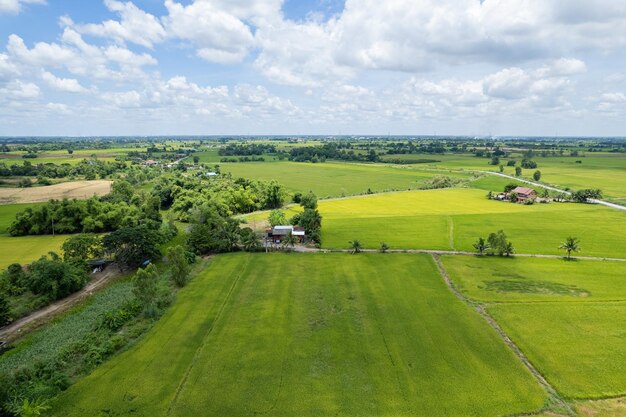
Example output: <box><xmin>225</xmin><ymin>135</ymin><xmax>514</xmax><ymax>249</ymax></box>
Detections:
<box><xmin>0</xmin><ymin>180</ymin><xmax>112</xmax><ymax>204</ymax></box>
<box><xmin>440</xmin><ymin>255</ymin><xmax>626</xmax><ymax>400</ymax></box>
<box><xmin>318</xmin><ymin>188</ymin><xmax>626</xmax><ymax>257</ymax></box>
<box><xmin>51</xmin><ymin>253</ymin><xmax>547</xmax><ymax>417</ymax></box>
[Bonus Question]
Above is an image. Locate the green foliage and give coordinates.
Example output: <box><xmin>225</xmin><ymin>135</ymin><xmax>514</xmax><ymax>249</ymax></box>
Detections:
<box><xmin>0</xmin><ymin>292</ymin><xmax>10</xmax><ymax>326</ymax></box>
<box><xmin>61</xmin><ymin>234</ymin><xmax>103</xmax><ymax>262</ymax></box>
<box><xmin>571</xmin><ymin>188</ymin><xmax>603</xmax><ymax>203</ymax></box>
<box><xmin>239</xmin><ymin>228</ymin><xmax>260</xmax><ymax>252</ymax></box>
<box><xmin>290</xmin><ymin>208</ymin><xmax>322</xmax><ymax>243</ymax></box>
<box><xmin>167</xmin><ymin>245</ymin><xmax>190</xmax><ymax>287</ymax></box>
<box><xmin>103</xmin><ymin>225</ymin><xmax>162</xmax><ymax>269</ymax></box>
<box><xmin>349</xmin><ymin>239</ymin><xmax>363</xmax><ymax>254</ymax></box>
<box><xmin>268</xmin><ymin>209</ymin><xmax>287</xmax><ymax>227</ymax></box>
<box><xmin>379</xmin><ymin>242</ymin><xmax>389</xmax><ymax>253</ymax></box>
<box><xmin>25</xmin><ymin>253</ymin><xmax>88</xmax><ymax>301</ymax></box>
<box><xmin>421</xmin><ymin>175</ymin><xmax>464</xmax><ymax>190</ymax></box>
<box><xmin>521</xmin><ymin>159</ymin><xmax>537</xmax><ymax>169</ymax></box>
<box><xmin>487</xmin><ymin>230</ymin><xmax>512</xmax><ymax>256</ymax></box>
<box><xmin>299</xmin><ymin>191</ymin><xmax>318</xmax><ymax>209</ymax></box>
<box><xmin>133</xmin><ymin>264</ymin><xmax>159</xmax><ymax>314</ymax></box>
<box><xmin>503</xmin><ymin>183</ymin><xmax>518</xmax><ymax>193</ymax></box>
<box><xmin>515</xmin><ymin>166</ymin><xmax>522</xmax><ymax>176</ymax></box>
<box><xmin>12</xmin><ymin>397</ymin><xmax>51</xmax><ymax>417</ymax></box>
<box><xmin>473</xmin><ymin>237</ymin><xmax>489</xmax><ymax>255</ymax></box>
<box><xmin>533</xmin><ymin>170</ymin><xmax>541</xmax><ymax>181</ymax></box>
<box><xmin>559</xmin><ymin>236</ymin><xmax>581</xmax><ymax>259</ymax></box>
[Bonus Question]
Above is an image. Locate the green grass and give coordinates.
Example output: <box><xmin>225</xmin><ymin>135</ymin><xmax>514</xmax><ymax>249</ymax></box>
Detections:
<box><xmin>441</xmin><ymin>256</ymin><xmax>626</xmax><ymax>302</ymax></box>
<box><xmin>0</xmin><ymin>235</ymin><xmax>67</xmax><ymax>269</ymax></box>
<box><xmin>489</xmin><ymin>302</ymin><xmax>626</xmax><ymax>399</ymax></box>
<box><xmin>0</xmin><ymin>203</ymin><xmax>45</xmax><ymax>234</ymax></box>
<box><xmin>220</xmin><ymin>161</ymin><xmax>467</xmax><ymax>197</ymax></box>
<box><xmin>51</xmin><ymin>253</ymin><xmax>546</xmax><ymax>417</ymax></box>
<box><xmin>318</xmin><ymin>188</ymin><xmax>626</xmax><ymax>257</ymax></box>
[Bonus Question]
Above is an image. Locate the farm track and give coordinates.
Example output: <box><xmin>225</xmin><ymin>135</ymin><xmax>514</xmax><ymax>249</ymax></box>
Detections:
<box><xmin>0</xmin><ymin>265</ymin><xmax>122</xmax><ymax>344</ymax></box>
<box><xmin>431</xmin><ymin>254</ymin><xmax>575</xmax><ymax>417</ymax></box>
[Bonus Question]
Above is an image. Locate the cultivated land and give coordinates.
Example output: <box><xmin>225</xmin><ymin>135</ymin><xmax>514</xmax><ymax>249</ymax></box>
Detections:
<box><xmin>0</xmin><ymin>203</ymin><xmax>66</xmax><ymax>268</ymax></box>
<box><xmin>0</xmin><ymin>180</ymin><xmax>112</xmax><ymax>204</ymax></box>
<box><xmin>440</xmin><ymin>255</ymin><xmax>626</xmax><ymax>401</ymax></box>
<box><xmin>318</xmin><ymin>188</ymin><xmax>626</xmax><ymax>257</ymax></box>
<box><xmin>220</xmin><ymin>160</ymin><xmax>467</xmax><ymax>197</ymax></box>
<box><xmin>51</xmin><ymin>253</ymin><xmax>547</xmax><ymax>417</ymax></box>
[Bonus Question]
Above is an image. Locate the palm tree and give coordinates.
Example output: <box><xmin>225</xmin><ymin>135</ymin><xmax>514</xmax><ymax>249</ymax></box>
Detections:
<box><xmin>473</xmin><ymin>237</ymin><xmax>489</xmax><ymax>255</ymax></box>
<box><xmin>349</xmin><ymin>240</ymin><xmax>363</xmax><ymax>254</ymax></box>
<box><xmin>282</xmin><ymin>232</ymin><xmax>298</xmax><ymax>251</ymax></box>
<box><xmin>559</xmin><ymin>236</ymin><xmax>580</xmax><ymax>260</ymax></box>
<box><xmin>379</xmin><ymin>242</ymin><xmax>389</xmax><ymax>253</ymax></box>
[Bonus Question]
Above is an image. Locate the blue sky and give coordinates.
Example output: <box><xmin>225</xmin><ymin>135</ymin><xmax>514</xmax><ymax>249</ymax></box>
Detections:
<box><xmin>0</xmin><ymin>0</ymin><xmax>625</xmax><ymax>136</ymax></box>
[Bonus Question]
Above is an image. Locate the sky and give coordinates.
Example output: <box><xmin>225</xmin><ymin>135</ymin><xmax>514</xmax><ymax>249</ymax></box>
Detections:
<box><xmin>0</xmin><ymin>0</ymin><xmax>625</xmax><ymax>137</ymax></box>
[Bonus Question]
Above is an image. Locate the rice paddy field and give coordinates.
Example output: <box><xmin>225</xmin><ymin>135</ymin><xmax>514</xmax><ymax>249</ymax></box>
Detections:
<box><xmin>0</xmin><ymin>180</ymin><xmax>112</xmax><ymax>204</ymax></box>
<box><xmin>0</xmin><ymin>203</ymin><xmax>67</xmax><ymax>268</ymax></box>
<box><xmin>441</xmin><ymin>255</ymin><xmax>626</xmax><ymax>400</ymax></box>
<box><xmin>318</xmin><ymin>188</ymin><xmax>626</xmax><ymax>257</ymax></box>
<box><xmin>51</xmin><ymin>253</ymin><xmax>547</xmax><ymax>417</ymax></box>
<box><xmin>220</xmin><ymin>161</ymin><xmax>468</xmax><ymax>197</ymax></box>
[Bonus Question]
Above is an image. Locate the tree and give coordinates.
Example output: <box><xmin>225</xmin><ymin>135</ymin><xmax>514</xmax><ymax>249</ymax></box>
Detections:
<box><xmin>133</xmin><ymin>264</ymin><xmax>158</xmax><ymax>314</ymax></box>
<box><xmin>0</xmin><ymin>292</ymin><xmax>10</xmax><ymax>326</ymax></box>
<box><xmin>515</xmin><ymin>166</ymin><xmax>522</xmax><ymax>176</ymax></box>
<box><xmin>559</xmin><ymin>236</ymin><xmax>580</xmax><ymax>260</ymax></box>
<box><xmin>486</xmin><ymin>191</ymin><xmax>493</xmax><ymax>200</ymax></box>
<box><xmin>503</xmin><ymin>241</ymin><xmax>515</xmax><ymax>257</ymax></box>
<box><xmin>282</xmin><ymin>232</ymin><xmax>298</xmax><ymax>250</ymax></box>
<box><xmin>487</xmin><ymin>230</ymin><xmax>508</xmax><ymax>256</ymax></box>
<box><xmin>300</xmin><ymin>191</ymin><xmax>318</xmax><ymax>209</ymax></box>
<box><xmin>490</xmin><ymin>156</ymin><xmax>500</xmax><ymax>166</ymax></box>
<box><xmin>62</xmin><ymin>233</ymin><xmax>103</xmax><ymax>262</ymax></box>
<box><xmin>571</xmin><ymin>189</ymin><xmax>603</xmax><ymax>203</ymax></box>
<box><xmin>25</xmin><ymin>252</ymin><xmax>88</xmax><ymax>301</ymax></box>
<box><xmin>262</xmin><ymin>180</ymin><xmax>285</xmax><ymax>209</ymax></box>
<box><xmin>509</xmin><ymin>192</ymin><xmax>518</xmax><ymax>203</ymax></box>
<box><xmin>541</xmin><ymin>188</ymin><xmax>550</xmax><ymax>198</ymax></box>
<box><xmin>533</xmin><ymin>170</ymin><xmax>541</xmax><ymax>181</ymax></box>
<box><xmin>67</xmin><ymin>149</ymin><xmax>74</xmax><ymax>155</ymax></box>
<box><xmin>473</xmin><ymin>237</ymin><xmax>489</xmax><ymax>255</ymax></box>
<box><xmin>521</xmin><ymin>159</ymin><xmax>537</xmax><ymax>169</ymax></box>
<box><xmin>103</xmin><ymin>225</ymin><xmax>162</xmax><ymax>270</ymax></box>
<box><xmin>109</xmin><ymin>180</ymin><xmax>134</xmax><ymax>204</ymax></box>
<box><xmin>349</xmin><ymin>240</ymin><xmax>363</xmax><ymax>254</ymax></box>
<box><xmin>268</xmin><ymin>209</ymin><xmax>287</xmax><ymax>227</ymax></box>
<box><xmin>379</xmin><ymin>242</ymin><xmax>389</xmax><ymax>253</ymax></box>
<box><xmin>291</xmin><ymin>208</ymin><xmax>322</xmax><ymax>243</ymax></box>
<box><xmin>166</xmin><ymin>245</ymin><xmax>190</xmax><ymax>287</ymax></box>
<box><xmin>240</xmin><ymin>228</ymin><xmax>260</xmax><ymax>252</ymax></box>
<box><xmin>186</xmin><ymin>223</ymin><xmax>214</xmax><ymax>254</ymax></box>
<box><xmin>499</xmin><ymin>164</ymin><xmax>504</xmax><ymax>173</ymax></box>
<box><xmin>193</xmin><ymin>155</ymin><xmax>200</xmax><ymax>164</ymax></box>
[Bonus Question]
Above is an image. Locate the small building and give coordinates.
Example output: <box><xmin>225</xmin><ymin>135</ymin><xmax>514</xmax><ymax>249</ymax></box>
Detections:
<box><xmin>510</xmin><ymin>186</ymin><xmax>537</xmax><ymax>202</ymax></box>
<box><xmin>266</xmin><ymin>225</ymin><xmax>305</xmax><ymax>243</ymax></box>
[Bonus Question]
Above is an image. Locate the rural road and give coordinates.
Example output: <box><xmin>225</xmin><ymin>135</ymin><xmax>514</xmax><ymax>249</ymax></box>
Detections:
<box><xmin>475</xmin><ymin>170</ymin><xmax>626</xmax><ymax>211</ymax></box>
<box><xmin>0</xmin><ymin>265</ymin><xmax>121</xmax><ymax>344</ymax></box>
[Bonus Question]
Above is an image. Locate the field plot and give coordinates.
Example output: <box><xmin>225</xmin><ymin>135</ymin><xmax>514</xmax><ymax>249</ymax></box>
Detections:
<box><xmin>52</xmin><ymin>253</ymin><xmax>546</xmax><ymax>417</ymax></box>
<box><xmin>221</xmin><ymin>161</ymin><xmax>466</xmax><ymax>197</ymax></box>
<box><xmin>0</xmin><ymin>235</ymin><xmax>66</xmax><ymax>269</ymax></box>
<box><xmin>441</xmin><ymin>256</ymin><xmax>626</xmax><ymax>302</ymax></box>
<box><xmin>489</xmin><ymin>303</ymin><xmax>626</xmax><ymax>399</ymax></box>
<box><xmin>441</xmin><ymin>255</ymin><xmax>626</xmax><ymax>402</ymax></box>
<box><xmin>0</xmin><ymin>180</ymin><xmax>111</xmax><ymax>204</ymax></box>
<box><xmin>318</xmin><ymin>189</ymin><xmax>626</xmax><ymax>257</ymax></box>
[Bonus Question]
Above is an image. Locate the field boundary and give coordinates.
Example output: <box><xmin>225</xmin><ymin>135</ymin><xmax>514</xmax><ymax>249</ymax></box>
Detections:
<box><xmin>431</xmin><ymin>254</ymin><xmax>575</xmax><ymax>416</ymax></box>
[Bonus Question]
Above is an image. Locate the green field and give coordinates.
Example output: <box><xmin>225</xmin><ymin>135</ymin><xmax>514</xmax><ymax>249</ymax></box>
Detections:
<box><xmin>490</xmin><ymin>303</ymin><xmax>626</xmax><ymax>399</ymax></box>
<box><xmin>441</xmin><ymin>256</ymin><xmax>626</xmax><ymax>302</ymax></box>
<box><xmin>440</xmin><ymin>255</ymin><xmax>626</xmax><ymax>400</ymax></box>
<box><xmin>51</xmin><ymin>253</ymin><xmax>546</xmax><ymax>417</ymax></box>
<box><xmin>318</xmin><ymin>188</ymin><xmax>626</xmax><ymax>257</ymax></box>
<box><xmin>220</xmin><ymin>161</ymin><xmax>467</xmax><ymax>197</ymax></box>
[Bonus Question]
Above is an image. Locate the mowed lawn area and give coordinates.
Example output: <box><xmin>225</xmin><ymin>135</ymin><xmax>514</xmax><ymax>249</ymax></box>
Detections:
<box><xmin>442</xmin><ymin>256</ymin><xmax>626</xmax><ymax>400</ymax></box>
<box><xmin>318</xmin><ymin>188</ymin><xmax>626</xmax><ymax>257</ymax></box>
<box><xmin>220</xmin><ymin>160</ymin><xmax>467</xmax><ymax>197</ymax></box>
<box><xmin>52</xmin><ymin>253</ymin><xmax>546</xmax><ymax>417</ymax></box>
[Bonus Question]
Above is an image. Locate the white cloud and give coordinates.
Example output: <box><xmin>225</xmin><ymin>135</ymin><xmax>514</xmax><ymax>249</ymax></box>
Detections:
<box><xmin>70</xmin><ymin>0</ymin><xmax>166</xmax><ymax>48</ymax></box>
<box><xmin>0</xmin><ymin>0</ymin><xmax>45</xmax><ymax>14</ymax></box>
<box><xmin>0</xmin><ymin>79</ymin><xmax>40</xmax><ymax>99</ymax></box>
<box><xmin>162</xmin><ymin>0</ymin><xmax>255</xmax><ymax>64</ymax></box>
<box><xmin>41</xmin><ymin>70</ymin><xmax>87</xmax><ymax>93</ymax></box>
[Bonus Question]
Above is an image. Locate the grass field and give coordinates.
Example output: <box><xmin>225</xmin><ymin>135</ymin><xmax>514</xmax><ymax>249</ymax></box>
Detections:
<box><xmin>0</xmin><ymin>180</ymin><xmax>111</xmax><ymax>204</ymax></box>
<box><xmin>440</xmin><ymin>255</ymin><xmax>626</xmax><ymax>401</ymax></box>
<box><xmin>0</xmin><ymin>147</ymin><xmax>143</xmax><ymax>165</ymax></box>
<box><xmin>51</xmin><ymin>253</ymin><xmax>546</xmax><ymax>417</ymax></box>
<box><xmin>441</xmin><ymin>256</ymin><xmax>626</xmax><ymax>302</ymax></box>
<box><xmin>489</xmin><ymin>302</ymin><xmax>626</xmax><ymax>399</ymax></box>
<box><xmin>318</xmin><ymin>188</ymin><xmax>626</xmax><ymax>257</ymax></box>
<box><xmin>220</xmin><ymin>161</ymin><xmax>468</xmax><ymax>197</ymax></box>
